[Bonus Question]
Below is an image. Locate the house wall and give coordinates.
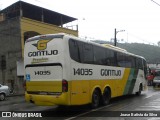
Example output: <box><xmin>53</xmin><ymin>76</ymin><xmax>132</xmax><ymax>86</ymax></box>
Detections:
<box><xmin>0</xmin><ymin>17</ymin><xmax>23</xmax><ymax>94</ymax></box>
<box><xmin>20</xmin><ymin>17</ymin><xmax>78</xmax><ymax>57</ymax></box>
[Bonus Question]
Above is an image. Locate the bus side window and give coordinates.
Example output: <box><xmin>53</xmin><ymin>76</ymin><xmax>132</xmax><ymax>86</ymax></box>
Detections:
<box><xmin>117</xmin><ymin>52</ymin><xmax>126</xmax><ymax>67</ymax></box>
<box><xmin>81</xmin><ymin>43</ymin><xmax>94</xmax><ymax>64</ymax></box>
<box><xmin>136</xmin><ymin>58</ymin><xmax>143</xmax><ymax>70</ymax></box>
<box><xmin>93</xmin><ymin>46</ymin><xmax>105</xmax><ymax>65</ymax></box>
<box><xmin>143</xmin><ymin>59</ymin><xmax>147</xmax><ymax>77</ymax></box>
<box><xmin>69</xmin><ymin>39</ymin><xmax>80</xmax><ymax>62</ymax></box>
<box><xmin>105</xmin><ymin>49</ymin><xmax>115</xmax><ymax>66</ymax></box>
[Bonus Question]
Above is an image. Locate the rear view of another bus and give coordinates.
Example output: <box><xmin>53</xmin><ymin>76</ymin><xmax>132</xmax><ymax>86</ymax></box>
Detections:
<box><xmin>24</xmin><ymin>33</ymin><xmax>70</xmax><ymax>106</ymax></box>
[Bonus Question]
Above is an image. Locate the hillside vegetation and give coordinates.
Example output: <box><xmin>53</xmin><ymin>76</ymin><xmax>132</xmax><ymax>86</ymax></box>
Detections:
<box><xmin>92</xmin><ymin>40</ymin><xmax>160</xmax><ymax>64</ymax></box>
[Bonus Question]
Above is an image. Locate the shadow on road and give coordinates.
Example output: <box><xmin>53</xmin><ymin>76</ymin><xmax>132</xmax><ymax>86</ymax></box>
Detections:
<box><xmin>40</xmin><ymin>94</ymin><xmax>145</xmax><ymax>117</ymax></box>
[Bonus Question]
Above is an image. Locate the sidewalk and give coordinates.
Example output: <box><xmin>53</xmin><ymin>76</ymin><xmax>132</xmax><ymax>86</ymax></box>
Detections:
<box><xmin>9</xmin><ymin>90</ymin><xmax>25</xmax><ymax>97</ymax></box>
<box><xmin>9</xmin><ymin>93</ymin><xmax>24</xmax><ymax>97</ymax></box>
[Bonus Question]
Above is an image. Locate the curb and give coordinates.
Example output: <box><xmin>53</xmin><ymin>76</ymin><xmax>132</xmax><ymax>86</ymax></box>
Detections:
<box><xmin>9</xmin><ymin>93</ymin><xmax>25</xmax><ymax>97</ymax></box>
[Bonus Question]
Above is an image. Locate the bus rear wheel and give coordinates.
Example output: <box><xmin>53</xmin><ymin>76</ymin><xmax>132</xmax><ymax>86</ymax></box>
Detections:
<box><xmin>102</xmin><ymin>87</ymin><xmax>111</xmax><ymax>105</ymax></box>
<box><xmin>91</xmin><ymin>89</ymin><xmax>100</xmax><ymax>109</ymax></box>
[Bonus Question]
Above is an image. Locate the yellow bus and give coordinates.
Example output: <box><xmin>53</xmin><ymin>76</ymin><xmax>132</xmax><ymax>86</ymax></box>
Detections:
<box><xmin>24</xmin><ymin>33</ymin><xmax>147</xmax><ymax>108</ymax></box>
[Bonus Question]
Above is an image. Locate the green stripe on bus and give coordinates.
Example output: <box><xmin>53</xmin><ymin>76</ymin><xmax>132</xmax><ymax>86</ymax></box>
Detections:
<box><xmin>123</xmin><ymin>68</ymin><xmax>135</xmax><ymax>95</ymax></box>
<box><xmin>128</xmin><ymin>69</ymin><xmax>138</xmax><ymax>94</ymax></box>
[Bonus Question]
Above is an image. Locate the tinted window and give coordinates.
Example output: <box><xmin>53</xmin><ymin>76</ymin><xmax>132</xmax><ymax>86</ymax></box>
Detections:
<box><xmin>69</xmin><ymin>39</ymin><xmax>142</xmax><ymax>69</ymax></box>
<box><xmin>106</xmin><ymin>49</ymin><xmax>116</xmax><ymax>66</ymax></box>
<box><xmin>82</xmin><ymin>44</ymin><xmax>94</xmax><ymax>64</ymax></box>
<box><xmin>130</xmin><ymin>56</ymin><xmax>136</xmax><ymax>68</ymax></box>
<box><xmin>94</xmin><ymin>46</ymin><xmax>106</xmax><ymax>65</ymax></box>
<box><xmin>77</xmin><ymin>41</ymin><xmax>83</xmax><ymax>62</ymax></box>
<box><xmin>125</xmin><ymin>55</ymin><xmax>136</xmax><ymax>68</ymax></box>
<box><xmin>143</xmin><ymin>59</ymin><xmax>147</xmax><ymax>76</ymax></box>
<box><xmin>117</xmin><ymin>53</ymin><xmax>136</xmax><ymax>68</ymax></box>
<box><xmin>69</xmin><ymin>39</ymin><xmax>80</xmax><ymax>62</ymax></box>
<box><xmin>117</xmin><ymin>52</ymin><xmax>126</xmax><ymax>67</ymax></box>
<box><xmin>136</xmin><ymin>58</ymin><xmax>143</xmax><ymax>70</ymax></box>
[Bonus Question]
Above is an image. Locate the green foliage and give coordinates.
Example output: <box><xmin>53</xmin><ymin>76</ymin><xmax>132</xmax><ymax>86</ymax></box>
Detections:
<box><xmin>117</xmin><ymin>43</ymin><xmax>160</xmax><ymax>64</ymax></box>
<box><xmin>92</xmin><ymin>40</ymin><xmax>160</xmax><ymax>64</ymax></box>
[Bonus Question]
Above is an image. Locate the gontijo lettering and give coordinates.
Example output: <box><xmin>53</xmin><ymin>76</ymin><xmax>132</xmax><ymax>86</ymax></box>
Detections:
<box><xmin>28</xmin><ymin>50</ymin><xmax>58</xmax><ymax>57</ymax></box>
<box><xmin>28</xmin><ymin>39</ymin><xmax>58</xmax><ymax>57</ymax></box>
<box><xmin>101</xmin><ymin>69</ymin><xmax>121</xmax><ymax>76</ymax></box>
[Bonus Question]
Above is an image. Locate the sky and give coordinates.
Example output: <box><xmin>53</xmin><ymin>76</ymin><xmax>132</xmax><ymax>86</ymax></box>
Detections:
<box><xmin>1</xmin><ymin>0</ymin><xmax>160</xmax><ymax>45</ymax></box>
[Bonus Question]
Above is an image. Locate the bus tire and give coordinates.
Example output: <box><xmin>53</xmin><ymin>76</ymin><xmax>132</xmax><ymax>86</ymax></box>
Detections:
<box><xmin>91</xmin><ymin>89</ymin><xmax>100</xmax><ymax>109</ymax></box>
<box><xmin>102</xmin><ymin>87</ymin><xmax>111</xmax><ymax>105</ymax></box>
<box><xmin>136</xmin><ymin>84</ymin><xmax>142</xmax><ymax>96</ymax></box>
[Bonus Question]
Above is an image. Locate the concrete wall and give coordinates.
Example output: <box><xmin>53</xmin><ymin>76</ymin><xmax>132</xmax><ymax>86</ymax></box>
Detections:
<box><xmin>0</xmin><ymin>17</ymin><xmax>23</xmax><ymax>94</ymax></box>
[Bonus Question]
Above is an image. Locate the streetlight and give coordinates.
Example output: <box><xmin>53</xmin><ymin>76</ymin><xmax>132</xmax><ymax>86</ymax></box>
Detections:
<box><xmin>114</xmin><ymin>28</ymin><xmax>125</xmax><ymax>46</ymax></box>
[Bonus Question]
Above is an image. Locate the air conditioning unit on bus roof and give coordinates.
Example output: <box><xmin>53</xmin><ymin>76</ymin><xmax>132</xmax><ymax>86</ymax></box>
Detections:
<box><xmin>102</xmin><ymin>44</ymin><xmax>127</xmax><ymax>52</ymax></box>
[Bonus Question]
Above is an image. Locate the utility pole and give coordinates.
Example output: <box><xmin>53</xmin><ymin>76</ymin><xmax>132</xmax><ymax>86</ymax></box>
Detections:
<box><xmin>114</xmin><ymin>28</ymin><xmax>117</xmax><ymax>46</ymax></box>
<box><xmin>114</xmin><ymin>28</ymin><xmax>125</xmax><ymax>46</ymax></box>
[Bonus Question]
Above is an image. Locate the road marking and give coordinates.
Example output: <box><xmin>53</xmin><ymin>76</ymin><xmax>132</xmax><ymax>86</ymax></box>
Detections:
<box><xmin>148</xmin><ymin>118</ymin><xmax>160</xmax><ymax>120</ymax></box>
<box><xmin>65</xmin><ymin>104</ymin><xmax>113</xmax><ymax>120</ymax></box>
<box><xmin>138</xmin><ymin>106</ymin><xmax>160</xmax><ymax>109</ymax></box>
<box><xmin>13</xmin><ymin>104</ymin><xmax>18</xmax><ymax>106</ymax></box>
<box><xmin>144</xmin><ymin>92</ymin><xmax>159</xmax><ymax>99</ymax></box>
<box><xmin>153</xmin><ymin>98</ymin><xmax>160</xmax><ymax>101</ymax></box>
<box><xmin>136</xmin><ymin>97</ymin><xmax>160</xmax><ymax>111</ymax></box>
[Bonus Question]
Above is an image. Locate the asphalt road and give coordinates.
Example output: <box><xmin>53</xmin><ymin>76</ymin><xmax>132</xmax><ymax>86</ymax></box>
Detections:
<box><xmin>1</xmin><ymin>86</ymin><xmax>160</xmax><ymax>120</ymax></box>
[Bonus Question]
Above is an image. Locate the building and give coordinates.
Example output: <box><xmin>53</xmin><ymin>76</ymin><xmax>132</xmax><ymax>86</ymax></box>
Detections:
<box><xmin>0</xmin><ymin>1</ymin><xmax>78</xmax><ymax>94</ymax></box>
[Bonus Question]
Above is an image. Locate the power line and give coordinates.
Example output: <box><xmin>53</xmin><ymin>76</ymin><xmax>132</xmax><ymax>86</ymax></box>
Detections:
<box><xmin>127</xmin><ymin>32</ymin><xmax>157</xmax><ymax>45</ymax></box>
<box><xmin>0</xmin><ymin>19</ymin><xmax>158</xmax><ymax>46</ymax></box>
<box><xmin>151</xmin><ymin>0</ymin><xmax>160</xmax><ymax>6</ymax></box>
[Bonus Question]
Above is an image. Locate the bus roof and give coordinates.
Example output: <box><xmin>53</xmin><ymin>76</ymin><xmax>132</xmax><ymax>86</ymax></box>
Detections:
<box><xmin>26</xmin><ymin>33</ymin><xmax>145</xmax><ymax>60</ymax></box>
<box><xmin>26</xmin><ymin>33</ymin><xmax>66</xmax><ymax>43</ymax></box>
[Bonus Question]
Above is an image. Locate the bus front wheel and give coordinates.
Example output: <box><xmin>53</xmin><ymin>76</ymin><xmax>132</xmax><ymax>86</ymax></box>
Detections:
<box><xmin>91</xmin><ymin>89</ymin><xmax>100</xmax><ymax>109</ymax></box>
<box><xmin>136</xmin><ymin>84</ymin><xmax>142</xmax><ymax>96</ymax></box>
